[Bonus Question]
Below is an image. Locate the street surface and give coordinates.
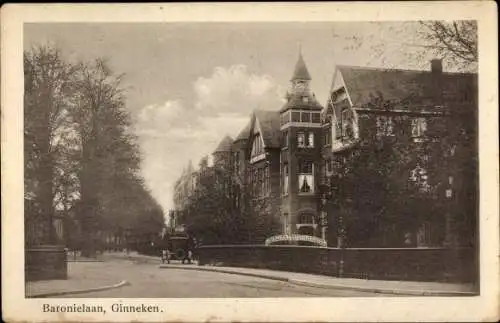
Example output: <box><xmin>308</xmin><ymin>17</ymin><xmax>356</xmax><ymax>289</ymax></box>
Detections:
<box><xmin>60</xmin><ymin>259</ymin><xmax>385</xmax><ymax>297</ymax></box>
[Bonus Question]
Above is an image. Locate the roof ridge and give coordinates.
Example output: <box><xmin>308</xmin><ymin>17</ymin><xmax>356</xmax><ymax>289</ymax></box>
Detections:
<box><xmin>337</xmin><ymin>64</ymin><xmax>476</xmax><ymax>76</ymax></box>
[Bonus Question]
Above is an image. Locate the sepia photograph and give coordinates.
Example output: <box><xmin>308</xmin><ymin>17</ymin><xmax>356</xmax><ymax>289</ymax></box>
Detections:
<box><xmin>2</xmin><ymin>2</ymin><xmax>498</xmax><ymax>322</ymax></box>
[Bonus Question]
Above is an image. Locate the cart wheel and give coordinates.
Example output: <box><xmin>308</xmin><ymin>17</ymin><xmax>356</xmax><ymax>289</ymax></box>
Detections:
<box><xmin>175</xmin><ymin>249</ymin><xmax>185</xmax><ymax>260</ymax></box>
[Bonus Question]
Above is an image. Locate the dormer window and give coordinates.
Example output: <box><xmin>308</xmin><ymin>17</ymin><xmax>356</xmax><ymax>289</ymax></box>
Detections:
<box><xmin>302</xmin><ymin>96</ymin><xmax>309</xmax><ymax>103</ymax></box>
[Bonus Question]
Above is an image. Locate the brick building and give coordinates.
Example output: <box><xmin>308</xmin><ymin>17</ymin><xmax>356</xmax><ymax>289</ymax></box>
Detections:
<box><xmin>279</xmin><ymin>52</ymin><xmax>325</xmax><ymax>239</ymax></box>
<box><xmin>321</xmin><ymin>59</ymin><xmax>477</xmax><ymax>248</ymax></box>
<box><xmin>173</xmin><ymin>55</ymin><xmax>477</xmax><ymax>249</ymax></box>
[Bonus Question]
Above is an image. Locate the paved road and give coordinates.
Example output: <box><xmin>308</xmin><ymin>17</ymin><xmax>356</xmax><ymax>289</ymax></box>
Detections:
<box><xmin>60</xmin><ymin>260</ymin><xmax>385</xmax><ymax>297</ymax></box>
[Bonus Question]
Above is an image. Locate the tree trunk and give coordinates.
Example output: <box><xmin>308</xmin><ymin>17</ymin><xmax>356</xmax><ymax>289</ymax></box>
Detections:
<box><xmin>36</xmin><ymin>91</ymin><xmax>55</xmax><ymax>245</ymax></box>
<box><xmin>79</xmin><ymin>134</ymin><xmax>99</xmax><ymax>258</ymax></box>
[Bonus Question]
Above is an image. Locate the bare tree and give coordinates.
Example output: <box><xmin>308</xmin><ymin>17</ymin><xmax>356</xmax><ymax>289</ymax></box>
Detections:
<box><xmin>420</xmin><ymin>21</ymin><xmax>477</xmax><ymax>69</ymax></box>
<box><xmin>72</xmin><ymin>58</ymin><xmax>131</xmax><ymax>256</ymax></box>
<box><xmin>332</xmin><ymin>21</ymin><xmax>477</xmax><ymax>72</ymax></box>
<box><xmin>24</xmin><ymin>47</ymin><xmax>164</xmax><ymax>253</ymax></box>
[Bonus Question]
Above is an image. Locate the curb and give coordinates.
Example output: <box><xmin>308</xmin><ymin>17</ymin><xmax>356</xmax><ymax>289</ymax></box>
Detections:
<box><xmin>66</xmin><ymin>259</ymin><xmax>105</xmax><ymax>263</ymax></box>
<box><xmin>106</xmin><ymin>255</ymin><xmax>160</xmax><ymax>263</ymax></box>
<box><xmin>287</xmin><ymin>279</ymin><xmax>477</xmax><ymax>296</ymax></box>
<box><xmin>158</xmin><ymin>265</ymin><xmax>476</xmax><ymax>297</ymax></box>
<box><xmin>28</xmin><ymin>280</ymin><xmax>129</xmax><ymax>298</ymax></box>
<box><xmin>159</xmin><ymin>265</ymin><xmax>289</xmax><ymax>282</ymax></box>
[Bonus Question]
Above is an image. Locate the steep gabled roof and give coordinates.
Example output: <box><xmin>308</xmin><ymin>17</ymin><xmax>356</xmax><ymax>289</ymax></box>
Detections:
<box><xmin>253</xmin><ymin>109</ymin><xmax>281</xmax><ymax>148</ymax></box>
<box><xmin>234</xmin><ymin>120</ymin><xmax>252</xmax><ymax>142</ymax></box>
<box><xmin>213</xmin><ymin>135</ymin><xmax>233</xmax><ymax>153</ymax></box>
<box><xmin>336</xmin><ymin>65</ymin><xmax>477</xmax><ymax>112</ymax></box>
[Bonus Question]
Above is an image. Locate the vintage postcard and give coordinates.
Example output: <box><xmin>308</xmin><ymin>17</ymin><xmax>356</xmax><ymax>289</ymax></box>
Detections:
<box><xmin>1</xmin><ymin>2</ymin><xmax>498</xmax><ymax>322</ymax></box>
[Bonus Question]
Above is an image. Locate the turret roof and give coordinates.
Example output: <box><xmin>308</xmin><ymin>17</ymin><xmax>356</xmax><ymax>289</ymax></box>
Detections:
<box><xmin>291</xmin><ymin>51</ymin><xmax>311</xmax><ymax>81</ymax></box>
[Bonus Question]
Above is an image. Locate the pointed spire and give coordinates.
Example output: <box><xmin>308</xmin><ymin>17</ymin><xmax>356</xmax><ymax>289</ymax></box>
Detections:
<box><xmin>291</xmin><ymin>47</ymin><xmax>311</xmax><ymax>81</ymax></box>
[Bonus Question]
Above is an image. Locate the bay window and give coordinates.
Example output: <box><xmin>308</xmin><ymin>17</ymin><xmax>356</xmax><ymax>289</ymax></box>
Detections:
<box><xmin>311</xmin><ymin>112</ymin><xmax>321</xmax><ymax>123</ymax></box>
<box><xmin>301</xmin><ymin>111</ymin><xmax>311</xmax><ymax>123</ymax></box>
<box><xmin>280</xmin><ymin>111</ymin><xmax>291</xmax><ymax>126</ymax></box>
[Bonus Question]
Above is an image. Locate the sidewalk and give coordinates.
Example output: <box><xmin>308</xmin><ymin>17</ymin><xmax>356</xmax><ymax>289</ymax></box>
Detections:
<box><xmin>102</xmin><ymin>251</ymin><xmax>162</xmax><ymax>264</ymax></box>
<box><xmin>25</xmin><ymin>261</ymin><xmax>128</xmax><ymax>298</ymax></box>
<box><xmin>159</xmin><ymin>264</ymin><xmax>477</xmax><ymax>296</ymax></box>
<box><xmin>105</xmin><ymin>251</ymin><xmax>477</xmax><ymax>296</ymax></box>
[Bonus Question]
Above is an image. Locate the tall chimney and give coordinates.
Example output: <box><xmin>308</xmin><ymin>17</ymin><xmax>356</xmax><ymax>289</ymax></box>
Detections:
<box><xmin>431</xmin><ymin>59</ymin><xmax>443</xmax><ymax>106</ymax></box>
<box><xmin>431</xmin><ymin>59</ymin><xmax>443</xmax><ymax>73</ymax></box>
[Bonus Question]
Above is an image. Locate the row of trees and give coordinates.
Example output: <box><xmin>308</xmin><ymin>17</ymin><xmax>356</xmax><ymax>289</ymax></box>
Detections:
<box><xmin>178</xmin><ymin>160</ymin><xmax>280</xmax><ymax>245</ymax></box>
<box><xmin>24</xmin><ymin>45</ymin><xmax>164</xmax><ymax>256</ymax></box>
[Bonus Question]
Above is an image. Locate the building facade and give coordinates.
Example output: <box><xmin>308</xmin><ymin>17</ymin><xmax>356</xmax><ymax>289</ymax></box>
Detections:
<box><xmin>172</xmin><ymin>55</ymin><xmax>477</xmax><ymax>249</ymax></box>
<box><xmin>279</xmin><ymin>52</ymin><xmax>325</xmax><ymax>239</ymax></box>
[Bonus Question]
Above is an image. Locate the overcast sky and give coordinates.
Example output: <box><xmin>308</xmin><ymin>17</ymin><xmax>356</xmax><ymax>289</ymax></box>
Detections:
<box><xmin>24</xmin><ymin>22</ymin><xmax>440</xmax><ymax>214</ymax></box>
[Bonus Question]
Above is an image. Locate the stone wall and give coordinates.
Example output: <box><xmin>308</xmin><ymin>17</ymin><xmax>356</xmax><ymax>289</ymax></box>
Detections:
<box><xmin>25</xmin><ymin>245</ymin><xmax>67</xmax><ymax>281</ymax></box>
<box><xmin>197</xmin><ymin>245</ymin><xmax>476</xmax><ymax>283</ymax></box>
